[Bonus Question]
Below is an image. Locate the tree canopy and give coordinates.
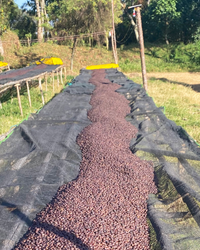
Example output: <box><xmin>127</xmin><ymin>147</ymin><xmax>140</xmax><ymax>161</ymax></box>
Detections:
<box><xmin>1</xmin><ymin>0</ymin><xmax>200</xmax><ymax>45</ymax></box>
<box><xmin>0</xmin><ymin>0</ymin><xmax>20</xmax><ymax>35</ymax></box>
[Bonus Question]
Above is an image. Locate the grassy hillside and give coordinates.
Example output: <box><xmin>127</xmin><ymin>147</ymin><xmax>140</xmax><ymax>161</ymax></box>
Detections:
<box><xmin>2</xmin><ymin>31</ymin><xmax>200</xmax><ymax>73</ymax></box>
<box><xmin>1</xmin><ymin>31</ymin><xmax>200</xmax><ymax>144</ymax></box>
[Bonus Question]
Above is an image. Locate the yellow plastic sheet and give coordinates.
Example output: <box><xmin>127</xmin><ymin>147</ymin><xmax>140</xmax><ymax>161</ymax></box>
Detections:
<box><xmin>86</xmin><ymin>63</ymin><xmax>119</xmax><ymax>70</ymax></box>
<box><xmin>36</xmin><ymin>57</ymin><xmax>63</xmax><ymax>65</ymax></box>
<box><xmin>0</xmin><ymin>61</ymin><xmax>8</xmax><ymax>67</ymax></box>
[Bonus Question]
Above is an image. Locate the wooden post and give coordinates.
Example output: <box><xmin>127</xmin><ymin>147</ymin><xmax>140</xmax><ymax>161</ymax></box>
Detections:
<box><xmin>60</xmin><ymin>68</ymin><xmax>63</xmax><ymax>85</ymax></box>
<box><xmin>26</xmin><ymin>81</ymin><xmax>32</xmax><ymax>107</ymax></box>
<box><xmin>136</xmin><ymin>6</ymin><xmax>148</xmax><ymax>91</ymax></box>
<box><xmin>111</xmin><ymin>0</ymin><xmax>118</xmax><ymax>64</ymax></box>
<box><xmin>64</xmin><ymin>67</ymin><xmax>67</xmax><ymax>81</ymax></box>
<box><xmin>15</xmin><ymin>84</ymin><xmax>23</xmax><ymax>116</ymax></box>
<box><xmin>52</xmin><ymin>72</ymin><xmax>55</xmax><ymax>93</ymax></box>
<box><xmin>57</xmin><ymin>70</ymin><xmax>59</xmax><ymax>86</ymax></box>
<box><xmin>38</xmin><ymin>77</ymin><xmax>45</xmax><ymax>105</ymax></box>
<box><xmin>128</xmin><ymin>4</ymin><xmax>148</xmax><ymax>91</ymax></box>
<box><xmin>45</xmin><ymin>74</ymin><xmax>48</xmax><ymax>91</ymax></box>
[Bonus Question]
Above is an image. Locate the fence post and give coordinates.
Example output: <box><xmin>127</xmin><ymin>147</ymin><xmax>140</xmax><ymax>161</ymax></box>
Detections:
<box><xmin>26</xmin><ymin>81</ymin><xmax>32</xmax><ymax>107</ymax></box>
<box><xmin>38</xmin><ymin>77</ymin><xmax>45</xmax><ymax>105</ymax></box>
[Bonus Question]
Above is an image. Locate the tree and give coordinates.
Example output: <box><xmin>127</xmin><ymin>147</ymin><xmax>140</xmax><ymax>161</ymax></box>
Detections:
<box><xmin>0</xmin><ymin>0</ymin><xmax>20</xmax><ymax>56</ymax></box>
<box><xmin>24</xmin><ymin>0</ymin><xmax>50</xmax><ymax>42</ymax></box>
<box><xmin>47</xmin><ymin>0</ymin><xmax>121</xmax><ymax>69</ymax></box>
<box><xmin>176</xmin><ymin>0</ymin><xmax>200</xmax><ymax>43</ymax></box>
<box><xmin>120</xmin><ymin>1</ymin><xmax>152</xmax><ymax>43</ymax></box>
<box><xmin>12</xmin><ymin>13</ymin><xmax>36</xmax><ymax>40</ymax></box>
<box><xmin>151</xmin><ymin>0</ymin><xmax>180</xmax><ymax>44</ymax></box>
<box><xmin>35</xmin><ymin>0</ymin><xmax>43</xmax><ymax>42</ymax></box>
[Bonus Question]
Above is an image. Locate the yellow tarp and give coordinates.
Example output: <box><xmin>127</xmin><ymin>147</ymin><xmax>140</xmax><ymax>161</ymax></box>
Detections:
<box><xmin>36</xmin><ymin>57</ymin><xmax>63</xmax><ymax>65</ymax></box>
<box><xmin>0</xmin><ymin>61</ymin><xmax>8</xmax><ymax>67</ymax></box>
<box><xmin>86</xmin><ymin>63</ymin><xmax>119</xmax><ymax>70</ymax></box>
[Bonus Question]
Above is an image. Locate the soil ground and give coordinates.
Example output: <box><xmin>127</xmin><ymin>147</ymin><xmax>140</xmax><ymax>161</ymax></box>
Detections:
<box><xmin>127</xmin><ymin>72</ymin><xmax>200</xmax><ymax>92</ymax></box>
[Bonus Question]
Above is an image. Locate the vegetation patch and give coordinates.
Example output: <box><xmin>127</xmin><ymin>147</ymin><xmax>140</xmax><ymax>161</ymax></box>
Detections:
<box><xmin>130</xmin><ymin>75</ymin><xmax>200</xmax><ymax>144</ymax></box>
<box><xmin>0</xmin><ymin>75</ymin><xmax>74</xmax><ymax>136</ymax></box>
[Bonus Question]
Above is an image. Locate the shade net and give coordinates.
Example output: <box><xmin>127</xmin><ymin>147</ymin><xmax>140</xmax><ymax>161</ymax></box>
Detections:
<box><xmin>0</xmin><ymin>65</ymin><xmax>60</xmax><ymax>86</ymax></box>
<box><xmin>0</xmin><ymin>69</ymin><xmax>94</xmax><ymax>250</ymax></box>
<box><xmin>106</xmin><ymin>68</ymin><xmax>200</xmax><ymax>250</ymax></box>
<box><xmin>1</xmin><ymin>67</ymin><xmax>200</xmax><ymax>250</ymax></box>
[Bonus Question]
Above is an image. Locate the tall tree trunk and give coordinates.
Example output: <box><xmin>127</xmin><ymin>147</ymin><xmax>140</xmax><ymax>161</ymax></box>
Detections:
<box><xmin>41</xmin><ymin>0</ymin><xmax>49</xmax><ymax>38</ymax></box>
<box><xmin>35</xmin><ymin>0</ymin><xmax>43</xmax><ymax>42</ymax></box>
<box><xmin>70</xmin><ymin>38</ymin><xmax>78</xmax><ymax>71</ymax></box>
<box><xmin>128</xmin><ymin>13</ymin><xmax>139</xmax><ymax>42</ymax></box>
<box><xmin>111</xmin><ymin>0</ymin><xmax>118</xmax><ymax>64</ymax></box>
<box><xmin>146</xmin><ymin>0</ymin><xmax>151</xmax><ymax>6</ymax></box>
<box><xmin>165</xmin><ymin>20</ymin><xmax>169</xmax><ymax>45</ymax></box>
<box><xmin>105</xmin><ymin>32</ymin><xmax>109</xmax><ymax>51</ymax></box>
<box><xmin>120</xmin><ymin>3</ymin><xmax>139</xmax><ymax>43</ymax></box>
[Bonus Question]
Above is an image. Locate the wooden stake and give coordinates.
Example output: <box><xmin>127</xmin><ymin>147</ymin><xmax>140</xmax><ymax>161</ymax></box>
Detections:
<box><xmin>60</xmin><ymin>68</ymin><xmax>63</xmax><ymax>85</ymax></box>
<box><xmin>45</xmin><ymin>74</ymin><xmax>48</xmax><ymax>91</ymax></box>
<box><xmin>26</xmin><ymin>81</ymin><xmax>32</xmax><ymax>107</ymax></box>
<box><xmin>52</xmin><ymin>72</ymin><xmax>55</xmax><ymax>93</ymax></box>
<box><xmin>111</xmin><ymin>0</ymin><xmax>118</xmax><ymax>64</ymax></box>
<box><xmin>136</xmin><ymin>6</ymin><xmax>148</xmax><ymax>91</ymax></box>
<box><xmin>64</xmin><ymin>67</ymin><xmax>67</xmax><ymax>81</ymax></box>
<box><xmin>128</xmin><ymin>4</ymin><xmax>147</xmax><ymax>91</ymax></box>
<box><xmin>57</xmin><ymin>70</ymin><xmax>59</xmax><ymax>86</ymax></box>
<box><xmin>15</xmin><ymin>84</ymin><xmax>23</xmax><ymax>116</ymax></box>
<box><xmin>38</xmin><ymin>77</ymin><xmax>45</xmax><ymax>105</ymax></box>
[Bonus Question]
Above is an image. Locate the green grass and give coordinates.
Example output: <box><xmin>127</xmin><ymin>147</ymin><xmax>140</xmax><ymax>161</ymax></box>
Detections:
<box><xmin>2</xmin><ymin>38</ymin><xmax>200</xmax><ymax>144</ymax></box>
<box><xmin>0</xmin><ymin>75</ymin><xmax>74</xmax><ymax>136</ymax></box>
<box><xmin>119</xmin><ymin>42</ymin><xmax>200</xmax><ymax>73</ymax></box>
<box><xmin>147</xmin><ymin>218</ymin><xmax>162</xmax><ymax>250</ymax></box>
<box><xmin>130</xmin><ymin>76</ymin><xmax>200</xmax><ymax>144</ymax></box>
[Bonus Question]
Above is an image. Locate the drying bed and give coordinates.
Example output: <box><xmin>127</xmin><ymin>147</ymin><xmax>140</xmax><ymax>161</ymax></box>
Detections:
<box><xmin>0</xmin><ymin>64</ymin><xmax>60</xmax><ymax>86</ymax></box>
<box><xmin>14</xmin><ymin>69</ymin><xmax>156</xmax><ymax>249</ymax></box>
<box><xmin>1</xmin><ymin>68</ymin><xmax>200</xmax><ymax>249</ymax></box>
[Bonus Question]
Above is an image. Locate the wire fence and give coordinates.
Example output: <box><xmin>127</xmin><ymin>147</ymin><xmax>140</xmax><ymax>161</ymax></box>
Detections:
<box><xmin>1</xmin><ymin>31</ymin><xmax>107</xmax><ymax>45</ymax></box>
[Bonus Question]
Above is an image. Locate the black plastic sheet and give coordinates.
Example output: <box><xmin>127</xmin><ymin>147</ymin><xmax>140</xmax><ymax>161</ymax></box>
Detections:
<box><xmin>106</xmin><ymin>68</ymin><xmax>200</xmax><ymax>250</ymax></box>
<box><xmin>0</xmin><ymin>70</ymin><xmax>93</xmax><ymax>250</ymax></box>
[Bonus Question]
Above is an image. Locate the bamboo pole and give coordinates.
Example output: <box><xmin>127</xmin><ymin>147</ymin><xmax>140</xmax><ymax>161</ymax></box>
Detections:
<box><xmin>15</xmin><ymin>84</ymin><xmax>23</xmax><ymax>116</ymax></box>
<box><xmin>38</xmin><ymin>77</ymin><xmax>45</xmax><ymax>105</ymax></box>
<box><xmin>26</xmin><ymin>81</ymin><xmax>32</xmax><ymax>107</ymax></box>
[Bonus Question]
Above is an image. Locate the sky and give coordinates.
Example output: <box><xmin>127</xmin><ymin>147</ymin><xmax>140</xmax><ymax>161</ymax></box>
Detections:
<box><xmin>14</xmin><ymin>0</ymin><xmax>26</xmax><ymax>8</ymax></box>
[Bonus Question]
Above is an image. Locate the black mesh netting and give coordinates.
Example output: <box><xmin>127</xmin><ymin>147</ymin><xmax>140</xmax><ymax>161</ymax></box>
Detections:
<box><xmin>0</xmin><ymin>65</ymin><xmax>60</xmax><ymax>86</ymax></box>
<box><xmin>1</xmin><ymin>67</ymin><xmax>200</xmax><ymax>250</ymax></box>
<box><xmin>0</xmin><ymin>69</ymin><xmax>94</xmax><ymax>250</ymax></box>
<box><xmin>106</xmin><ymin>68</ymin><xmax>200</xmax><ymax>250</ymax></box>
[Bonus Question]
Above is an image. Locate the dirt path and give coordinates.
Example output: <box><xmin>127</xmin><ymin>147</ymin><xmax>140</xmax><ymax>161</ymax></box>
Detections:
<box><xmin>127</xmin><ymin>72</ymin><xmax>200</xmax><ymax>92</ymax></box>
